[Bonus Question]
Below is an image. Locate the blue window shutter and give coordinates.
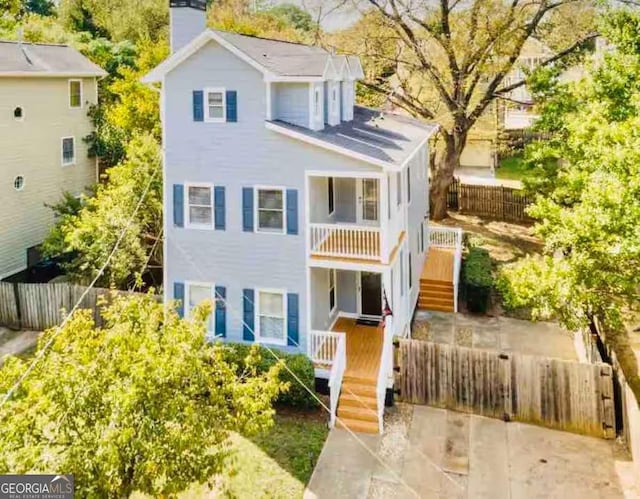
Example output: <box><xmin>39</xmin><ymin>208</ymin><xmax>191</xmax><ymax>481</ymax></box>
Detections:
<box><xmin>193</xmin><ymin>90</ymin><xmax>204</xmax><ymax>122</ymax></box>
<box><xmin>214</xmin><ymin>186</ymin><xmax>225</xmax><ymax>230</ymax></box>
<box><xmin>226</xmin><ymin>90</ymin><xmax>237</xmax><ymax>122</ymax></box>
<box><xmin>287</xmin><ymin>293</ymin><xmax>299</xmax><ymax>347</ymax></box>
<box><xmin>173</xmin><ymin>184</ymin><xmax>184</xmax><ymax>227</ymax></box>
<box><xmin>286</xmin><ymin>189</ymin><xmax>298</xmax><ymax>235</ymax></box>
<box><xmin>215</xmin><ymin>285</ymin><xmax>226</xmax><ymax>338</ymax></box>
<box><xmin>174</xmin><ymin>282</ymin><xmax>185</xmax><ymax>318</ymax></box>
<box><xmin>242</xmin><ymin>187</ymin><xmax>254</xmax><ymax>232</ymax></box>
<box><xmin>243</xmin><ymin>288</ymin><xmax>255</xmax><ymax>341</ymax></box>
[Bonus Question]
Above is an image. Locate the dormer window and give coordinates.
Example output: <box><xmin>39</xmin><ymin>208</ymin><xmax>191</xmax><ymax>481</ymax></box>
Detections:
<box><xmin>314</xmin><ymin>88</ymin><xmax>321</xmax><ymax>118</ymax></box>
<box><xmin>205</xmin><ymin>88</ymin><xmax>226</xmax><ymax>122</ymax></box>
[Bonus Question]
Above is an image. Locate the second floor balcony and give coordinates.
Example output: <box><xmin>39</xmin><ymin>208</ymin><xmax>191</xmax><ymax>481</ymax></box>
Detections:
<box><xmin>307</xmin><ymin>174</ymin><xmax>405</xmax><ymax>264</ymax></box>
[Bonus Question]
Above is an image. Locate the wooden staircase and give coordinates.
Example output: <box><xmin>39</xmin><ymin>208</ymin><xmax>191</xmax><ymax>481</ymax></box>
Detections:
<box><xmin>418</xmin><ymin>278</ymin><xmax>455</xmax><ymax>312</ymax></box>
<box><xmin>336</xmin><ymin>375</ymin><xmax>379</xmax><ymax>434</ymax></box>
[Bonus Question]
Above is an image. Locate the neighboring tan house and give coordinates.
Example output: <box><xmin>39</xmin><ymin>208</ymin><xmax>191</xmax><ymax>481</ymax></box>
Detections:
<box><xmin>144</xmin><ymin>0</ymin><xmax>463</xmax><ymax>434</ymax></box>
<box><xmin>0</xmin><ymin>40</ymin><xmax>106</xmax><ymax>280</ymax></box>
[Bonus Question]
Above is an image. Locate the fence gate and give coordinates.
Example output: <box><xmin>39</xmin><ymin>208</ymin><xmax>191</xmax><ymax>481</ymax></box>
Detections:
<box><xmin>396</xmin><ymin>339</ymin><xmax>616</xmax><ymax>439</ymax></box>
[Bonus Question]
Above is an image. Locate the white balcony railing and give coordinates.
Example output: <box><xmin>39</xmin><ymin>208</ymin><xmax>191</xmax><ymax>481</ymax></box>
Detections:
<box><xmin>308</xmin><ymin>330</ymin><xmax>346</xmax><ymax>428</ymax></box>
<box><xmin>309</xmin><ymin>223</ymin><xmax>381</xmax><ymax>261</ymax></box>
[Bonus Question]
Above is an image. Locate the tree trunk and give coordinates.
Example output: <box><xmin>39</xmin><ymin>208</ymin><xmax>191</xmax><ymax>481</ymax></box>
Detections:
<box><xmin>430</xmin><ymin>129</ymin><xmax>466</xmax><ymax>221</ymax></box>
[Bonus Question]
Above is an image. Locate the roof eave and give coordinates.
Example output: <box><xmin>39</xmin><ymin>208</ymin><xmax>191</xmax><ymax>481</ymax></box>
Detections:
<box><xmin>0</xmin><ymin>70</ymin><xmax>107</xmax><ymax>77</ymax></box>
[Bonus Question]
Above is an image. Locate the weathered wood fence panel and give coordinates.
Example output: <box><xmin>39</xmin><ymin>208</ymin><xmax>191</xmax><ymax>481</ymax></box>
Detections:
<box><xmin>397</xmin><ymin>339</ymin><xmax>616</xmax><ymax>439</ymax></box>
<box><xmin>446</xmin><ymin>178</ymin><xmax>534</xmax><ymax>223</ymax></box>
<box><xmin>0</xmin><ymin>282</ymin><xmax>19</xmax><ymax>328</ymax></box>
<box><xmin>0</xmin><ymin>283</ymin><xmax>159</xmax><ymax>331</ymax></box>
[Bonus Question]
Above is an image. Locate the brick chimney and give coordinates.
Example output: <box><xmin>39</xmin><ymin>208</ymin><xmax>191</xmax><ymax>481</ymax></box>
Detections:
<box><xmin>170</xmin><ymin>0</ymin><xmax>207</xmax><ymax>53</ymax></box>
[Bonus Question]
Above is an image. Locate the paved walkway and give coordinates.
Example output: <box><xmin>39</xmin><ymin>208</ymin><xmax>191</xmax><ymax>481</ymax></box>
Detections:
<box><xmin>305</xmin><ymin>404</ymin><xmax>635</xmax><ymax>498</ymax></box>
<box><xmin>412</xmin><ymin>311</ymin><xmax>578</xmax><ymax>361</ymax></box>
<box><xmin>455</xmin><ymin>167</ymin><xmax>523</xmax><ymax>189</ymax></box>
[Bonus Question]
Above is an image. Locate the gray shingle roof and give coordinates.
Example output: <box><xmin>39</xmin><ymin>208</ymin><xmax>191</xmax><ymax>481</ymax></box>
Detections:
<box><xmin>0</xmin><ymin>40</ymin><xmax>106</xmax><ymax>76</ymax></box>
<box><xmin>268</xmin><ymin>106</ymin><xmax>438</xmax><ymax>167</ymax></box>
<box><xmin>212</xmin><ymin>30</ymin><xmax>331</xmax><ymax>77</ymax></box>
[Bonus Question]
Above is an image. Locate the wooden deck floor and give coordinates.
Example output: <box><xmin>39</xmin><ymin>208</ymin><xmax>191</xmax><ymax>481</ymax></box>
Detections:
<box><xmin>421</xmin><ymin>247</ymin><xmax>455</xmax><ymax>282</ymax></box>
<box><xmin>332</xmin><ymin>317</ymin><xmax>382</xmax><ymax>382</ymax></box>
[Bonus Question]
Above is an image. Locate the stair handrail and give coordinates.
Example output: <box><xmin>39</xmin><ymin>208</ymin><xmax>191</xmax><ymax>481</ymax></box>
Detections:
<box><xmin>375</xmin><ymin>316</ymin><xmax>393</xmax><ymax>434</ymax></box>
<box><xmin>453</xmin><ymin>227</ymin><xmax>463</xmax><ymax>313</ymax></box>
<box><xmin>328</xmin><ymin>332</ymin><xmax>346</xmax><ymax>428</ymax></box>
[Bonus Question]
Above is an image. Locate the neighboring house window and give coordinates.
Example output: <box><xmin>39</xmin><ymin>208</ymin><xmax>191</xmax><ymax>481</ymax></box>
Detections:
<box><xmin>186</xmin><ymin>282</ymin><xmax>214</xmax><ymax>333</ymax></box>
<box><xmin>205</xmin><ymin>88</ymin><xmax>226</xmax><ymax>122</ymax></box>
<box><xmin>61</xmin><ymin>137</ymin><xmax>75</xmax><ymax>166</ymax></box>
<box><xmin>329</xmin><ymin>269</ymin><xmax>336</xmax><ymax>312</ymax></box>
<box><xmin>314</xmin><ymin>88</ymin><xmax>321</xmax><ymax>118</ymax></box>
<box><xmin>186</xmin><ymin>183</ymin><xmax>214</xmax><ymax>229</ymax></box>
<box><xmin>256</xmin><ymin>289</ymin><xmax>286</xmax><ymax>344</ymax></box>
<box><xmin>396</xmin><ymin>172</ymin><xmax>402</xmax><ymax>206</ymax></box>
<box><xmin>256</xmin><ymin>187</ymin><xmax>285</xmax><ymax>233</ymax></box>
<box><xmin>407</xmin><ymin>167</ymin><xmax>411</xmax><ymax>204</ymax></box>
<box><xmin>69</xmin><ymin>79</ymin><xmax>82</xmax><ymax>108</ymax></box>
<box><xmin>13</xmin><ymin>107</ymin><xmax>23</xmax><ymax>120</ymax></box>
<box><xmin>13</xmin><ymin>176</ymin><xmax>24</xmax><ymax>191</ymax></box>
<box><xmin>328</xmin><ymin>177</ymin><xmax>335</xmax><ymax>215</ymax></box>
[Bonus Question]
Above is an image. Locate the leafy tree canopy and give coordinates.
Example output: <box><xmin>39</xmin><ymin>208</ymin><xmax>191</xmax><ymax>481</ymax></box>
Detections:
<box><xmin>42</xmin><ymin>134</ymin><xmax>163</xmax><ymax>288</ymax></box>
<box><xmin>0</xmin><ymin>294</ymin><xmax>283</xmax><ymax>497</ymax></box>
<box><xmin>498</xmin><ymin>9</ymin><xmax>640</xmax><ymax>396</ymax></box>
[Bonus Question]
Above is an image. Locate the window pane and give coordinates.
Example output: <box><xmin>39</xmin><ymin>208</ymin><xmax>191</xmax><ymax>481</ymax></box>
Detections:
<box><xmin>259</xmin><ymin>292</ymin><xmax>283</xmax><ymax>317</ymax></box>
<box><xmin>208</xmin><ymin>92</ymin><xmax>223</xmax><ymax>104</ymax></box>
<box><xmin>258</xmin><ymin>189</ymin><xmax>283</xmax><ymax>210</ymax></box>
<box><xmin>329</xmin><ymin>269</ymin><xmax>335</xmax><ymax>288</ymax></box>
<box><xmin>189</xmin><ymin>285</ymin><xmax>213</xmax><ymax>331</ymax></box>
<box><xmin>259</xmin><ymin>316</ymin><xmax>284</xmax><ymax>340</ymax></box>
<box><xmin>189</xmin><ymin>186</ymin><xmax>211</xmax><ymax>206</ymax></box>
<box><xmin>258</xmin><ymin>210</ymin><xmax>283</xmax><ymax>230</ymax></box>
<box><xmin>62</xmin><ymin>139</ymin><xmax>74</xmax><ymax>162</ymax></box>
<box><xmin>69</xmin><ymin>81</ymin><xmax>81</xmax><ymax>107</ymax></box>
<box><xmin>209</xmin><ymin>105</ymin><xmax>224</xmax><ymax>119</ymax></box>
<box><xmin>190</xmin><ymin>206</ymin><xmax>212</xmax><ymax>225</ymax></box>
<box><xmin>329</xmin><ymin>289</ymin><xmax>336</xmax><ymax>310</ymax></box>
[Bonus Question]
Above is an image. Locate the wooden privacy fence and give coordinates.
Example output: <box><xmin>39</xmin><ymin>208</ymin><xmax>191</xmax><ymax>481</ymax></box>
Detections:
<box><xmin>447</xmin><ymin>178</ymin><xmax>534</xmax><ymax>223</ymax></box>
<box><xmin>396</xmin><ymin>339</ymin><xmax>616</xmax><ymax>439</ymax></box>
<box><xmin>0</xmin><ymin>282</ymin><xmax>157</xmax><ymax>331</ymax></box>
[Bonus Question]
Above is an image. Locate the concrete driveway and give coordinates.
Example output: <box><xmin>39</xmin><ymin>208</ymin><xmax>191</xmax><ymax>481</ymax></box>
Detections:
<box><xmin>305</xmin><ymin>404</ymin><xmax>636</xmax><ymax>498</ymax></box>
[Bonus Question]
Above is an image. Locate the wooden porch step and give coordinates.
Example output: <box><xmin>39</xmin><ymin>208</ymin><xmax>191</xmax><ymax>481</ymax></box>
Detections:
<box><xmin>339</xmin><ymin>392</ymin><xmax>378</xmax><ymax>411</ymax></box>
<box><xmin>338</xmin><ymin>405</ymin><xmax>378</xmax><ymax>423</ymax></box>
<box><xmin>420</xmin><ymin>289</ymin><xmax>454</xmax><ymax>300</ymax></box>
<box><xmin>336</xmin><ymin>418</ymin><xmax>379</xmax><ymax>434</ymax></box>
<box><xmin>419</xmin><ymin>295</ymin><xmax>454</xmax><ymax>306</ymax></box>
<box><xmin>343</xmin><ymin>374</ymin><xmax>377</xmax><ymax>386</ymax></box>
<box><xmin>420</xmin><ymin>279</ymin><xmax>454</xmax><ymax>290</ymax></box>
<box><xmin>341</xmin><ymin>380</ymin><xmax>377</xmax><ymax>398</ymax></box>
<box><xmin>418</xmin><ymin>301</ymin><xmax>455</xmax><ymax>312</ymax></box>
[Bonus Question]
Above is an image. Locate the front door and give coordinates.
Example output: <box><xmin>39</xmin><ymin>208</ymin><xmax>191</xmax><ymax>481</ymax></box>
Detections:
<box><xmin>356</xmin><ymin>179</ymin><xmax>379</xmax><ymax>225</ymax></box>
<box><xmin>359</xmin><ymin>272</ymin><xmax>382</xmax><ymax>317</ymax></box>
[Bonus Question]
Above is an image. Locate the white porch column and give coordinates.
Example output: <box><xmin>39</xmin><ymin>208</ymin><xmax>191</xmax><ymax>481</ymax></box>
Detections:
<box><xmin>380</xmin><ymin>175</ymin><xmax>389</xmax><ymax>264</ymax></box>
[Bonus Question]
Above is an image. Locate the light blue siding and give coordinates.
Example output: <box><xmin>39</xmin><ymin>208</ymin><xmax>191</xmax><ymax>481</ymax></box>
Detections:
<box><xmin>273</xmin><ymin>82</ymin><xmax>309</xmax><ymax>128</ymax></box>
<box><xmin>163</xmin><ymin>40</ymin><xmax>379</xmax><ymax>354</ymax></box>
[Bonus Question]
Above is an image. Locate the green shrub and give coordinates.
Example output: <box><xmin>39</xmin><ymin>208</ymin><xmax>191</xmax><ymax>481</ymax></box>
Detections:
<box><xmin>221</xmin><ymin>343</ymin><xmax>319</xmax><ymax>409</ymax></box>
<box><xmin>463</xmin><ymin>247</ymin><xmax>493</xmax><ymax>313</ymax></box>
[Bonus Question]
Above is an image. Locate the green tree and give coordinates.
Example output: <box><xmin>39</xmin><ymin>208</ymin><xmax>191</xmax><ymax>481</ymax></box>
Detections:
<box><xmin>42</xmin><ymin>134</ymin><xmax>163</xmax><ymax>288</ymax></box>
<box><xmin>497</xmin><ymin>10</ymin><xmax>640</xmax><ymax>397</ymax></box>
<box><xmin>331</xmin><ymin>0</ymin><xmax>597</xmax><ymax>219</ymax></box>
<box><xmin>268</xmin><ymin>3</ymin><xmax>314</xmax><ymax>32</ymax></box>
<box><xmin>0</xmin><ymin>293</ymin><xmax>283</xmax><ymax>497</ymax></box>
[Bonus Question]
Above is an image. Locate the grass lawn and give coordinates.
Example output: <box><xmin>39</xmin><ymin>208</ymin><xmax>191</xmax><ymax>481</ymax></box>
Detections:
<box><xmin>177</xmin><ymin>409</ymin><xmax>329</xmax><ymax>498</ymax></box>
<box><xmin>496</xmin><ymin>153</ymin><xmax>533</xmax><ymax>182</ymax></box>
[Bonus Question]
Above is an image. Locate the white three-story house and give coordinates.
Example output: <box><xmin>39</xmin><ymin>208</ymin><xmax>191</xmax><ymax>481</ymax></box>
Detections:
<box><xmin>144</xmin><ymin>0</ymin><xmax>463</xmax><ymax>433</ymax></box>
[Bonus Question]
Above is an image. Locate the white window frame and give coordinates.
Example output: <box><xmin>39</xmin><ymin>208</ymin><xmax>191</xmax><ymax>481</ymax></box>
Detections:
<box><xmin>314</xmin><ymin>87</ymin><xmax>321</xmax><ymax>119</ymax></box>
<box><xmin>185</xmin><ymin>281</ymin><xmax>217</xmax><ymax>337</ymax></box>
<box><xmin>68</xmin><ymin>79</ymin><xmax>83</xmax><ymax>109</ymax></box>
<box><xmin>61</xmin><ymin>136</ymin><xmax>75</xmax><ymax>166</ymax></box>
<box><xmin>329</xmin><ymin>269</ymin><xmax>337</xmax><ymax>314</ymax></box>
<box><xmin>254</xmin><ymin>186</ymin><xmax>286</xmax><ymax>235</ymax></box>
<box><xmin>204</xmin><ymin>87</ymin><xmax>226</xmax><ymax>123</ymax></box>
<box><xmin>255</xmin><ymin>288</ymin><xmax>288</xmax><ymax>346</ymax></box>
<box><xmin>184</xmin><ymin>182</ymin><xmax>215</xmax><ymax>230</ymax></box>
